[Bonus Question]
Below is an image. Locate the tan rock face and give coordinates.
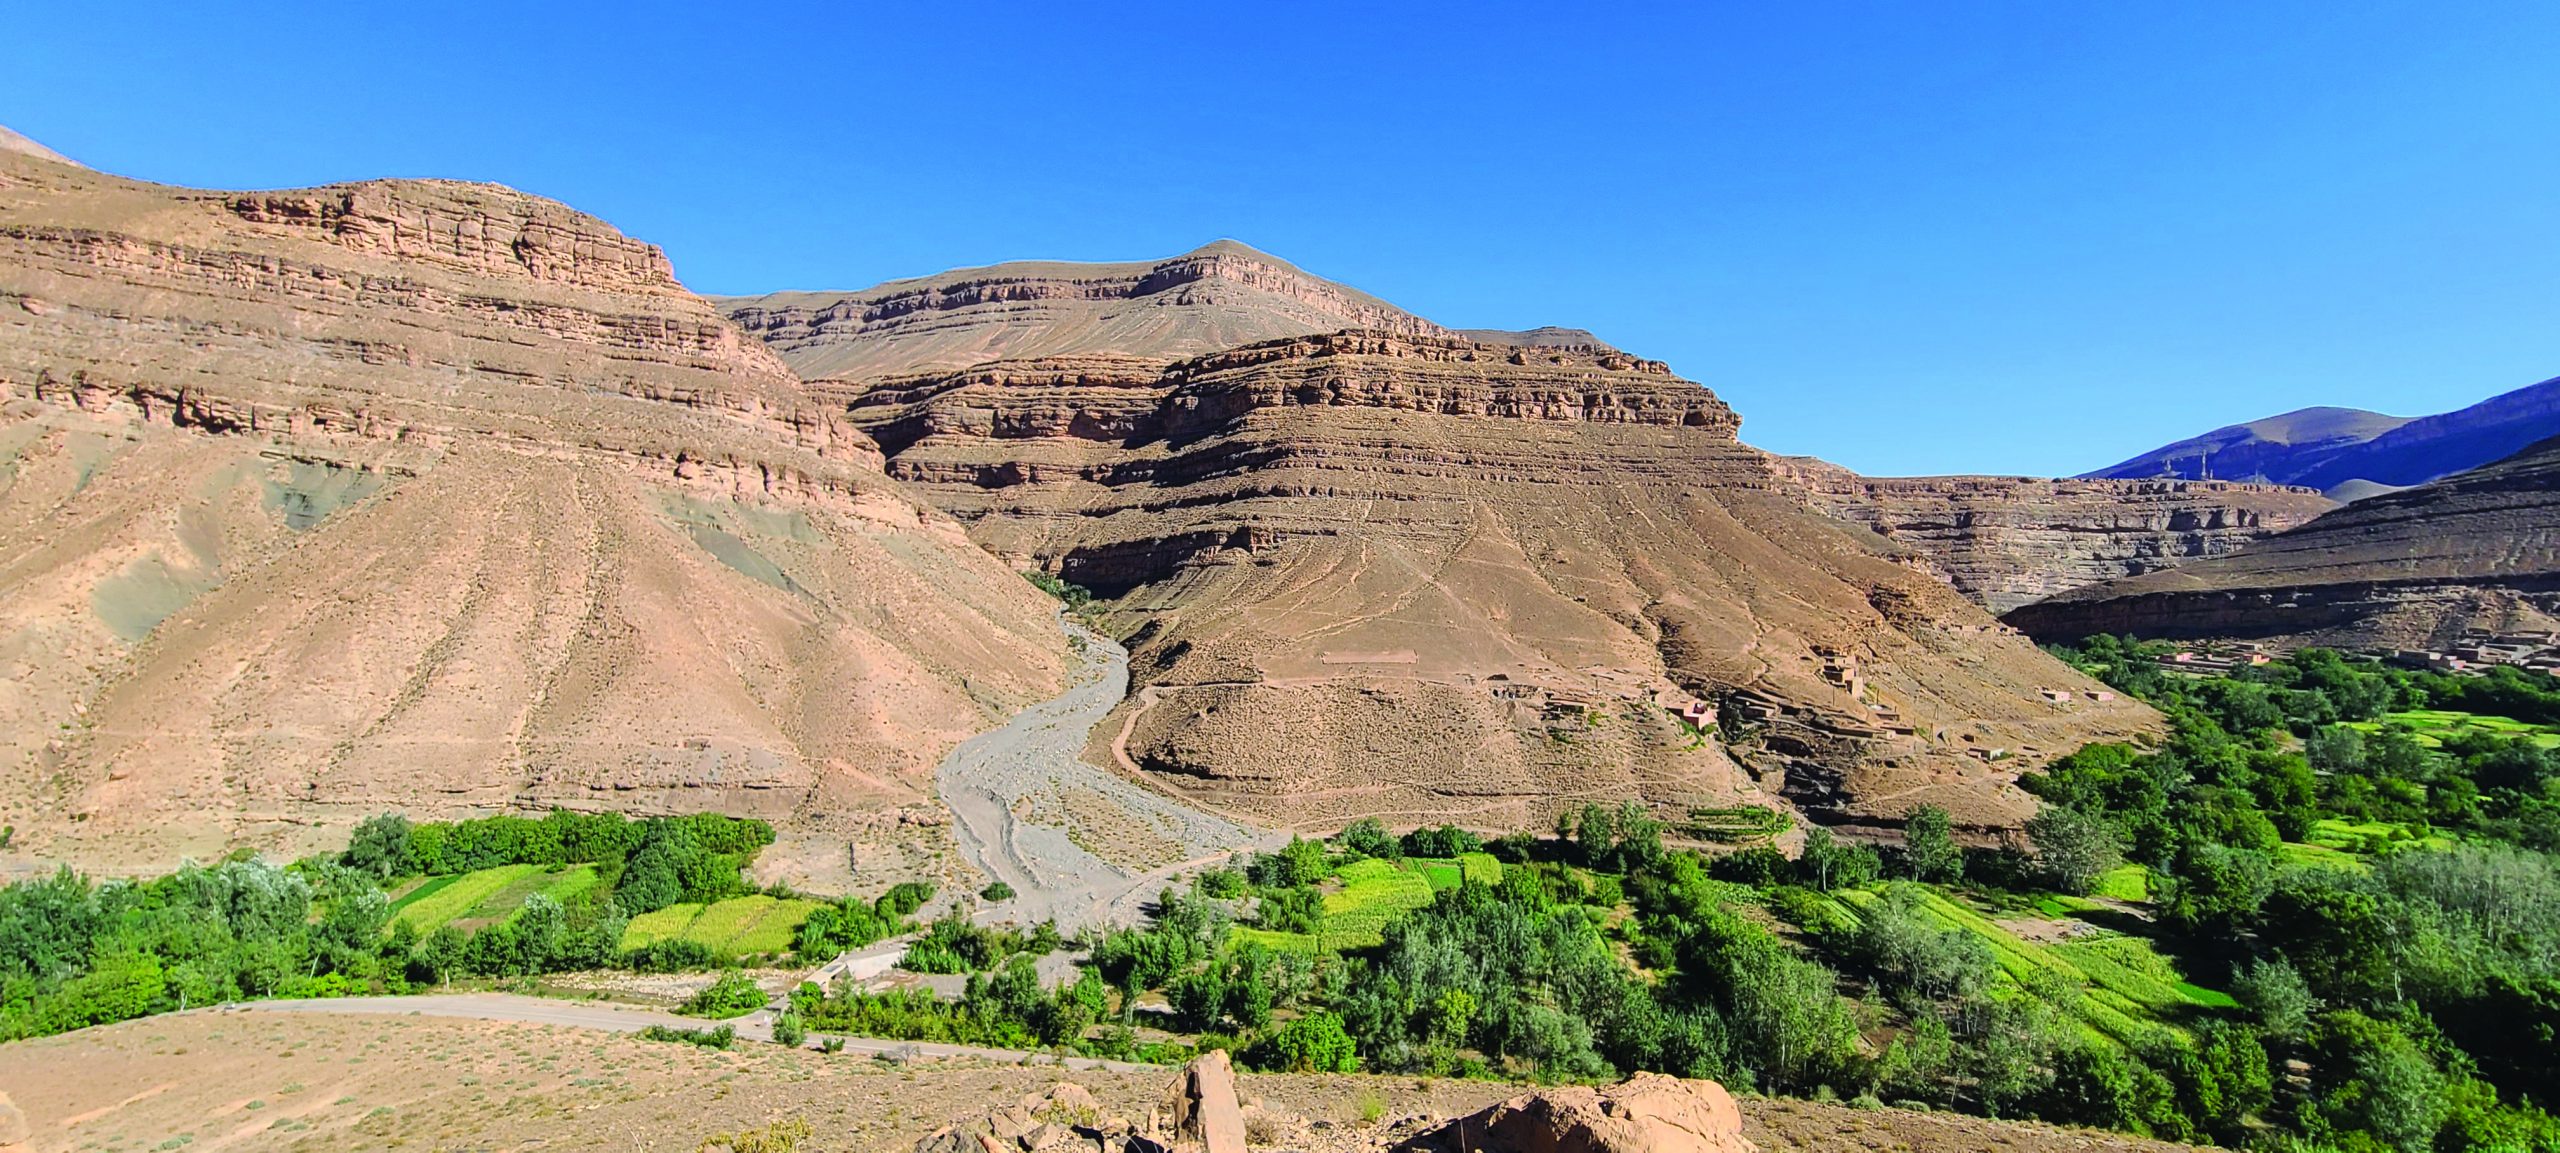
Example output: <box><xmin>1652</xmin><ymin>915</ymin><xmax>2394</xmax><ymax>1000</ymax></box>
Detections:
<box><xmin>716</xmin><ymin>239</ymin><xmax>1619</xmax><ymax>383</ymax></box>
<box><xmin>827</xmin><ymin>333</ymin><xmax>2155</xmax><ymax>833</ymax></box>
<box><xmin>0</xmin><ymin>148</ymin><xmax>1067</xmax><ymax>871</ymax></box>
<box><xmin>2008</xmin><ymin>435</ymin><xmax>2560</xmax><ymax>649</ymax></box>
<box><xmin>1773</xmin><ymin>459</ymin><xmax>2336</xmax><ymax>613</ymax></box>
<box><xmin>1400</xmin><ymin>1072</ymin><xmax>1756</xmax><ymax>1153</ymax></box>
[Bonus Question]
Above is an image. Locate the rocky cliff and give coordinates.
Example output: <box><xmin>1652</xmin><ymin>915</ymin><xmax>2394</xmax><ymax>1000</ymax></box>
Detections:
<box><xmin>2009</xmin><ymin>436</ymin><xmax>2560</xmax><ymax>648</ymax></box>
<box><xmin>1773</xmin><ymin>460</ymin><xmax>2335</xmax><ymax>613</ymax></box>
<box><xmin>716</xmin><ymin>240</ymin><xmax>1615</xmax><ymax>383</ymax></box>
<box><xmin>823</xmin><ymin>333</ymin><xmax>2155</xmax><ymax>834</ymax></box>
<box><xmin>0</xmin><ymin>147</ymin><xmax>1067</xmax><ymax>870</ymax></box>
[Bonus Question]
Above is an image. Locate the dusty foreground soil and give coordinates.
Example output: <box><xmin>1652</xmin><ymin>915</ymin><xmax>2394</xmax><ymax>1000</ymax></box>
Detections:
<box><xmin>0</xmin><ymin>1010</ymin><xmax>2197</xmax><ymax>1153</ymax></box>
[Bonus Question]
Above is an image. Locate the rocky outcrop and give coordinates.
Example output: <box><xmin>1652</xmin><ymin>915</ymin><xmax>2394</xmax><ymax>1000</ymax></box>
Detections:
<box><xmin>2009</xmin><ymin>436</ymin><xmax>2560</xmax><ymax>648</ymax></box>
<box><xmin>0</xmin><ymin>145</ymin><xmax>1066</xmax><ymax>871</ymax></box>
<box><xmin>1170</xmin><ymin>1051</ymin><xmax>1248</xmax><ymax>1153</ymax></box>
<box><xmin>1397</xmin><ymin>1073</ymin><xmax>1756</xmax><ymax>1153</ymax></box>
<box><xmin>716</xmin><ymin>240</ymin><xmax>1620</xmax><ymax>383</ymax></box>
<box><xmin>1773</xmin><ymin>460</ymin><xmax>2334</xmax><ymax>613</ymax></box>
<box><xmin>826</xmin><ymin>332</ymin><xmax>2154</xmax><ymax>834</ymax></box>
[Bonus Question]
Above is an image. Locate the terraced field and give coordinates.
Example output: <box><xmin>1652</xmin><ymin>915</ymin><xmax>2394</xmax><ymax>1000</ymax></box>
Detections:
<box><xmin>616</xmin><ymin>895</ymin><xmax>824</xmax><ymax>958</ymax></box>
<box><xmin>388</xmin><ymin>865</ymin><xmax>600</xmax><ymax>934</ymax></box>
<box><xmin>1835</xmin><ymin>886</ymin><xmax>2229</xmax><ymax>1049</ymax></box>
<box><xmin>1231</xmin><ymin>855</ymin><xmax>1492</xmax><ymax>954</ymax></box>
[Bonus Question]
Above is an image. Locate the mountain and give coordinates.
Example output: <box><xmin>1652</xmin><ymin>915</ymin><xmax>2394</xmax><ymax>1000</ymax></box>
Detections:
<box><xmin>821</xmin><ymin>333</ymin><xmax>2155</xmax><ymax>835</ymax></box>
<box><xmin>0</xmin><ymin>143</ymin><xmax>1067</xmax><ymax>869</ymax></box>
<box><xmin>1772</xmin><ymin>461</ymin><xmax>2336</xmax><ymax>613</ymax></box>
<box><xmin>2008</xmin><ymin>435</ymin><xmax>2560</xmax><ymax>647</ymax></box>
<box><xmin>2087</xmin><ymin>376</ymin><xmax>2560</xmax><ymax>498</ymax></box>
<box><xmin>713</xmin><ymin>240</ymin><xmax>1617</xmax><ymax>382</ymax></box>
<box><xmin>0</xmin><ymin>124</ymin><xmax>78</xmax><ymax>168</ymax></box>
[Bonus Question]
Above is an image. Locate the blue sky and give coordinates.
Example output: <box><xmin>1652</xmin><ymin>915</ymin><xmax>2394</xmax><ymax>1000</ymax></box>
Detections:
<box><xmin>8</xmin><ymin>2</ymin><xmax>2555</xmax><ymax>476</ymax></box>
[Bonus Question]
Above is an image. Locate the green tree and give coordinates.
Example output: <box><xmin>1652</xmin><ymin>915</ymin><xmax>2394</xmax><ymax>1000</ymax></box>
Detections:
<box><xmin>1899</xmin><ymin>805</ymin><xmax>1963</xmax><ymax>884</ymax></box>
<box><xmin>2025</xmin><ymin>805</ymin><xmax>2122</xmax><ymax>895</ymax></box>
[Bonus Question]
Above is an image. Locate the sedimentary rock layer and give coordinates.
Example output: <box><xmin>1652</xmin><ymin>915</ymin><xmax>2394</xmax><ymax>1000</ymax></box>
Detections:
<box><xmin>2009</xmin><ymin>436</ymin><xmax>2560</xmax><ymax>648</ymax></box>
<box><xmin>716</xmin><ymin>240</ymin><xmax>1617</xmax><ymax>383</ymax></box>
<box><xmin>1773</xmin><ymin>460</ymin><xmax>2335</xmax><ymax>613</ymax></box>
<box><xmin>825</xmin><ymin>334</ymin><xmax>2155</xmax><ymax>833</ymax></box>
<box><xmin>0</xmin><ymin>148</ymin><xmax>1066</xmax><ymax>870</ymax></box>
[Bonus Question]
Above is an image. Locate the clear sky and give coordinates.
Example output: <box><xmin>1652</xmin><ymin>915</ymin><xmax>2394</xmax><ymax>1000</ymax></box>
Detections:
<box><xmin>7</xmin><ymin>2</ymin><xmax>2555</xmax><ymax>476</ymax></box>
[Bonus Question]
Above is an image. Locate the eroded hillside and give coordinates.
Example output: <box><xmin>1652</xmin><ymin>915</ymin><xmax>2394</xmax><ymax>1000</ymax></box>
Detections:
<box><xmin>0</xmin><ymin>148</ymin><xmax>1067</xmax><ymax>870</ymax></box>
<box><xmin>2010</xmin><ymin>435</ymin><xmax>2560</xmax><ymax>647</ymax></box>
<box><xmin>1774</xmin><ymin>460</ymin><xmax>2335</xmax><ymax>613</ymax></box>
<box><xmin>823</xmin><ymin>334</ymin><xmax>2156</xmax><ymax>834</ymax></box>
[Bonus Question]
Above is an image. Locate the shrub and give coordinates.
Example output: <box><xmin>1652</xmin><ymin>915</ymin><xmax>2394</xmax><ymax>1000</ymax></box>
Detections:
<box><xmin>771</xmin><ymin>1012</ymin><xmax>808</xmax><ymax>1049</ymax></box>
<box><xmin>638</xmin><ymin>1023</ymin><xmax>736</xmax><ymax>1049</ymax></box>
<box><xmin>981</xmin><ymin>881</ymin><xmax>1016</xmax><ymax>903</ymax></box>
<box><xmin>1252</xmin><ymin>1010</ymin><xmax>1359</xmax><ymax>1073</ymax></box>
<box><xmin>681</xmin><ymin>970</ymin><xmax>768</xmax><ymax>1019</ymax></box>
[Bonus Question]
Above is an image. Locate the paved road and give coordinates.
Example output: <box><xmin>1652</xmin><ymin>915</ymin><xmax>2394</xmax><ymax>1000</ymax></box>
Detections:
<box><xmin>935</xmin><ymin>618</ymin><xmax>1277</xmax><ymax>931</ymax></box>
<box><xmin>225</xmin><ymin>994</ymin><xmax>1153</xmax><ymax>1071</ymax></box>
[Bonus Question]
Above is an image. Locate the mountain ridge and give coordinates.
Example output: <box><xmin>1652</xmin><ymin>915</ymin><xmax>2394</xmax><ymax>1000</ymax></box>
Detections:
<box><xmin>2086</xmin><ymin>376</ymin><xmax>2560</xmax><ymax>498</ymax></box>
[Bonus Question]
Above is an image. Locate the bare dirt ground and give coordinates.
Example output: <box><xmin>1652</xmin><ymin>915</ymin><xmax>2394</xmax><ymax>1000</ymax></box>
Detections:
<box><xmin>934</xmin><ymin>620</ymin><xmax>1278</xmax><ymax>930</ymax></box>
<box><xmin>0</xmin><ymin>1011</ymin><xmax>2204</xmax><ymax>1153</ymax></box>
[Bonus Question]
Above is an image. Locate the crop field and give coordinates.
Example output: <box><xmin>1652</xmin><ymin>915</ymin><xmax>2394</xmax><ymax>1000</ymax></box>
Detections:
<box><xmin>389</xmin><ymin>864</ymin><xmax>600</xmax><ymax>934</ymax></box>
<box><xmin>1836</xmin><ymin>886</ymin><xmax>2226</xmax><ymax>1048</ymax></box>
<box><xmin>2348</xmin><ymin>708</ymin><xmax>2560</xmax><ymax>750</ymax></box>
<box><xmin>615</xmin><ymin>896</ymin><xmax>824</xmax><ymax>957</ymax></box>
<box><xmin>1408</xmin><ymin>852</ymin><xmax>1503</xmax><ymax>893</ymax></box>
<box><xmin>1229</xmin><ymin>857</ymin><xmax>1459</xmax><ymax>954</ymax></box>
<box><xmin>1315</xmin><ymin>859</ymin><xmax>1437</xmax><ymax>949</ymax></box>
<box><xmin>391</xmin><ymin>865</ymin><xmax>541</xmax><ymax>932</ymax></box>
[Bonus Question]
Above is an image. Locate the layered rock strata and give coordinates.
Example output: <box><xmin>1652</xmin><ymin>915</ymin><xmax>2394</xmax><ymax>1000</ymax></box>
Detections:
<box><xmin>822</xmin><ymin>333</ymin><xmax>2155</xmax><ymax>833</ymax></box>
<box><xmin>0</xmin><ymin>147</ymin><xmax>1067</xmax><ymax>870</ymax></box>
<box><xmin>716</xmin><ymin>240</ymin><xmax>1618</xmax><ymax>383</ymax></box>
<box><xmin>1774</xmin><ymin>460</ymin><xmax>2335</xmax><ymax>613</ymax></box>
<box><xmin>2009</xmin><ymin>436</ymin><xmax>2560</xmax><ymax>649</ymax></box>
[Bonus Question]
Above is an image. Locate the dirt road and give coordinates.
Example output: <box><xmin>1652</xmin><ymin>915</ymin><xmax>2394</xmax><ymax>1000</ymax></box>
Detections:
<box><xmin>935</xmin><ymin>619</ymin><xmax>1277</xmax><ymax>930</ymax></box>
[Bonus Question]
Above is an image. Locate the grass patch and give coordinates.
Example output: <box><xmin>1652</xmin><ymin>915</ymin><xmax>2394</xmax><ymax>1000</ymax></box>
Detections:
<box><xmin>2090</xmin><ymin>865</ymin><xmax>2150</xmax><ymax>903</ymax></box>
<box><xmin>1412</xmin><ymin>860</ymin><xmax>1464</xmax><ymax>892</ymax></box>
<box><xmin>1457</xmin><ymin>852</ymin><xmax>1504</xmax><ymax>887</ymax></box>
<box><xmin>1314</xmin><ymin>859</ymin><xmax>1437</xmax><ymax>949</ymax></box>
<box><xmin>2278</xmin><ymin>839</ymin><xmax>2370</xmax><ymax>870</ymax></box>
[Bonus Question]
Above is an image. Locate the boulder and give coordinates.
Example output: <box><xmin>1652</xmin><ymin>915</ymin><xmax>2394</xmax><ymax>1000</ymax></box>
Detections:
<box><xmin>1168</xmin><ymin>1050</ymin><xmax>1247</xmax><ymax>1153</ymax></box>
<box><xmin>1399</xmin><ymin>1072</ymin><xmax>1754</xmax><ymax>1153</ymax></box>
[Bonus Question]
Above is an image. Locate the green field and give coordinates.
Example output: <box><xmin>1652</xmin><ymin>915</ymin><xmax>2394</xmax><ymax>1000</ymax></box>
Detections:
<box><xmin>2347</xmin><ymin>708</ymin><xmax>2560</xmax><ymax>750</ymax></box>
<box><xmin>1408</xmin><ymin>852</ymin><xmax>1503</xmax><ymax>893</ymax></box>
<box><xmin>2091</xmin><ymin>864</ymin><xmax>2151</xmax><ymax>902</ymax></box>
<box><xmin>391</xmin><ymin>864</ymin><xmax>541</xmax><ymax>932</ymax></box>
<box><xmin>1837</xmin><ymin>885</ymin><xmax>2226</xmax><ymax>1048</ymax></box>
<box><xmin>615</xmin><ymin>895</ymin><xmax>823</xmax><ymax>957</ymax></box>
<box><xmin>1231</xmin><ymin>856</ymin><xmax>1472</xmax><ymax>954</ymax></box>
<box><xmin>389</xmin><ymin>864</ymin><xmax>600</xmax><ymax>934</ymax></box>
